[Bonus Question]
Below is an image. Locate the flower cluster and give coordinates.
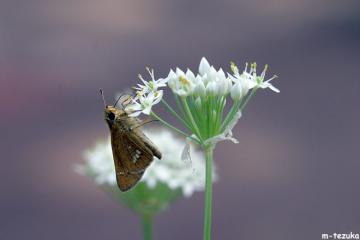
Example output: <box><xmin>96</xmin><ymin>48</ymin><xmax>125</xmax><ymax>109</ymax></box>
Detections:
<box><xmin>75</xmin><ymin>127</ymin><xmax>215</xmax><ymax>198</ymax></box>
<box><xmin>127</xmin><ymin>58</ymin><xmax>278</xmax><ymax>119</ymax></box>
<box><xmin>167</xmin><ymin>58</ymin><xmax>231</xmax><ymax>97</ymax></box>
<box><xmin>125</xmin><ymin>57</ymin><xmax>279</xmax><ymax>147</ymax></box>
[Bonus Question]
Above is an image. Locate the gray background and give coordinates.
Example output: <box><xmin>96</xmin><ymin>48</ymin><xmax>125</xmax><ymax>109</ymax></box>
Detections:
<box><xmin>1</xmin><ymin>0</ymin><xmax>360</xmax><ymax>239</ymax></box>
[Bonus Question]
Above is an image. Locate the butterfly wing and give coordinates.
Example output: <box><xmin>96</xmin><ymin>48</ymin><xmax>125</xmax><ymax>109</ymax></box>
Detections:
<box><xmin>110</xmin><ymin>123</ymin><xmax>155</xmax><ymax>191</ymax></box>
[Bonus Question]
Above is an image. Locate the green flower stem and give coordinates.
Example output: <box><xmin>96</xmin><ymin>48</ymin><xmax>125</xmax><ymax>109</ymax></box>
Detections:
<box><xmin>220</xmin><ymin>100</ymin><xmax>240</xmax><ymax>132</ymax></box>
<box><xmin>208</xmin><ymin>96</ymin><xmax>214</xmax><ymax>137</ymax></box>
<box><xmin>150</xmin><ymin>111</ymin><xmax>201</xmax><ymax>145</ymax></box>
<box><xmin>203</xmin><ymin>144</ymin><xmax>214</xmax><ymax>240</ymax></box>
<box><xmin>220</xmin><ymin>87</ymin><xmax>259</xmax><ymax>132</ymax></box>
<box><xmin>190</xmin><ymin>96</ymin><xmax>204</xmax><ymax>132</ymax></box>
<box><xmin>181</xmin><ymin>97</ymin><xmax>203</xmax><ymax>142</ymax></box>
<box><xmin>142</xmin><ymin>214</ymin><xmax>153</xmax><ymax>240</ymax></box>
<box><xmin>240</xmin><ymin>87</ymin><xmax>258</xmax><ymax>111</ymax></box>
<box><xmin>175</xmin><ymin>96</ymin><xmax>199</xmax><ymax>136</ymax></box>
<box><xmin>174</xmin><ymin>95</ymin><xmax>187</xmax><ymax>120</ymax></box>
<box><xmin>206</xmin><ymin>97</ymin><xmax>211</xmax><ymax>138</ymax></box>
<box><xmin>187</xmin><ymin>97</ymin><xmax>201</xmax><ymax>129</ymax></box>
<box><xmin>161</xmin><ymin>99</ymin><xmax>192</xmax><ymax>130</ymax></box>
<box><xmin>214</xmin><ymin>96</ymin><xmax>226</xmax><ymax>134</ymax></box>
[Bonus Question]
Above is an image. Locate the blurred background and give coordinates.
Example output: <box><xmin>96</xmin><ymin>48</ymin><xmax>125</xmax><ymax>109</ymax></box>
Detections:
<box><xmin>1</xmin><ymin>0</ymin><xmax>360</xmax><ymax>239</ymax></box>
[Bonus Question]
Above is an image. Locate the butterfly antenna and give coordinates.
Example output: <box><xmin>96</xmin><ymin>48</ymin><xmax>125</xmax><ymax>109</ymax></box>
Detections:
<box><xmin>99</xmin><ymin>89</ymin><xmax>107</xmax><ymax>108</ymax></box>
<box><xmin>114</xmin><ymin>94</ymin><xmax>123</xmax><ymax>108</ymax></box>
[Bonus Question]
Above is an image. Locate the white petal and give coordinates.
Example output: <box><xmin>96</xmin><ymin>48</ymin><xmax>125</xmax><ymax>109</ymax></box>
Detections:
<box><xmin>217</xmin><ymin>68</ymin><xmax>226</xmax><ymax>81</ymax></box>
<box><xmin>263</xmin><ymin>82</ymin><xmax>280</xmax><ymax>93</ymax></box>
<box><xmin>206</xmin><ymin>81</ymin><xmax>217</xmax><ymax>96</ymax></box>
<box><xmin>183</xmin><ymin>184</ymin><xmax>195</xmax><ymax>197</ymax></box>
<box><xmin>230</xmin><ymin>82</ymin><xmax>242</xmax><ymax>100</ymax></box>
<box><xmin>185</xmin><ymin>69</ymin><xmax>196</xmax><ymax>81</ymax></box>
<box><xmin>199</xmin><ymin>57</ymin><xmax>211</xmax><ymax>76</ymax></box>
<box><xmin>176</xmin><ymin>67</ymin><xmax>185</xmax><ymax>76</ymax></box>
<box><xmin>208</xmin><ymin>67</ymin><xmax>218</xmax><ymax>82</ymax></box>
<box><xmin>168</xmin><ymin>179</ymin><xmax>181</xmax><ymax>189</ymax></box>
<box><xmin>152</xmin><ymin>91</ymin><xmax>163</xmax><ymax>104</ymax></box>
<box><xmin>268</xmin><ymin>84</ymin><xmax>280</xmax><ymax>93</ymax></box>
<box><xmin>126</xmin><ymin>103</ymin><xmax>142</xmax><ymax>111</ymax></box>
<box><xmin>146</xmin><ymin>91</ymin><xmax>155</xmax><ymax>102</ymax></box>
<box><xmin>145</xmin><ymin>178</ymin><xmax>157</xmax><ymax>188</ymax></box>
<box><xmin>225</xmin><ymin>78</ymin><xmax>233</xmax><ymax>94</ymax></box>
<box><xmin>193</xmin><ymin>80</ymin><xmax>206</xmax><ymax>96</ymax></box>
<box><xmin>167</xmin><ymin>69</ymin><xmax>176</xmax><ymax>78</ymax></box>
<box><xmin>142</xmin><ymin>106</ymin><xmax>152</xmax><ymax>115</ymax></box>
<box><xmin>128</xmin><ymin>111</ymin><xmax>141</xmax><ymax>117</ymax></box>
<box><xmin>156</xmin><ymin>78</ymin><xmax>168</xmax><ymax>85</ymax></box>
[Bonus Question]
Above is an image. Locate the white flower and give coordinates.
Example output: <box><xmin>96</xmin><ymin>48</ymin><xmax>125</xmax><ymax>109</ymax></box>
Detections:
<box><xmin>199</xmin><ymin>57</ymin><xmax>211</xmax><ymax>76</ymax></box>
<box><xmin>166</xmin><ymin>57</ymin><xmax>235</xmax><ymax>98</ymax></box>
<box><xmin>76</xmin><ymin>127</ymin><xmax>217</xmax><ymax>198</ymax></box>
<box><xmin>167</xmin><ymin>68</ymin><xmax>196</xmax><ymax>96</ymax></box>
<box><xmin>230</xmin><ymin>82</ymin><xmax>248</xmax><ymax>101</ymax></box>
<box><xmin>216</xmin><ymin>69</ymin><xmax>232</xmax><ymax>96</ymax></box>
<box><xmin>126</xmin><ymin>91</ymin><xmax>163</xmax><ymax>117</ymax></box>
<box><xmin>201</xmin><ymin>66</ymin><xmax>218</xmax><ymax>85</ymax></box>
<box><xmin>134</xmin><ymin>67</ymin><xmax>168</xmax><ymax>94</ymax></box>
<box><xmin>192</xmin><ymin>75</ymin><xmax>206</xmax><ymax>97</ymax></box>
<box><xmin>198</xmin><ymin>58</ymin><xmax>232</xmax><ymax>96</ymax></box>
<box><xmin>205</xmin><ymin>81</ymin><xmax>217</xmax><ymax>96</ymax></box>
<box><xmin>230</xmin><ymin>62</ymin><xmax>279</xmax><ymax>93</ymax></box>
<box><xmin>75</xmin><ymin>140</ymin><xmax>116</xmax><ymax>186</ymax></box>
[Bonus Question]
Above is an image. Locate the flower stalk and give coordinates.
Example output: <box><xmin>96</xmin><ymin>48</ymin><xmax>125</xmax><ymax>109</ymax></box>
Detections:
<box><xmin>203</xmin><ymin>144</ymin><xmax>214</xmax><ymax>240</ymax></box>
<box><xmin>142</xmin><ymin>214</ymin><xmax>153</xmax><ymax>240</ymax></box>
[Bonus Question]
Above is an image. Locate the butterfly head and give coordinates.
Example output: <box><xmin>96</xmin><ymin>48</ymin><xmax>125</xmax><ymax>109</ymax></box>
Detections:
<box><xmin>104</xmin><ymin>105</ymin><xmax>127</xmax><ymax>128</ymax></box>
<box><xmin>100</xmin><ymin>89</ymin><xmax>129</xmax><ymax>128</ymax></box>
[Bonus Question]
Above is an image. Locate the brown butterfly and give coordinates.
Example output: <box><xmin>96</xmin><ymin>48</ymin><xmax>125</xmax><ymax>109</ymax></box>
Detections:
<box><xmin>100</xmin><ymin>90</ymin><xmax>162</xmax><ymax>191</ymax></box>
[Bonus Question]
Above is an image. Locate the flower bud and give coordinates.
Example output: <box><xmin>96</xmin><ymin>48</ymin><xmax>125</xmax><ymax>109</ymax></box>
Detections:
<box><xmin>195</xmin><ymin>97</ymin><xmax>202</xmax><ymax>109</ymax></box>
<box><xmin>231</xmin><ymin>82</ymin><xmax>246</xmax><ymax>100</ymax></box>
<box><xmin>199</xmin><ymin>57</ymin><xmax>211</xmax><ymax>76</ymax></box>
<box><xmin>206</xmin><ymin>81</ymin><xmax>217</xmax><ymax>96</ymax></box>
<box><xmin>193</xmin><ymin>78</ymin><xmax>206</xmax><ymax>96</ymax></box>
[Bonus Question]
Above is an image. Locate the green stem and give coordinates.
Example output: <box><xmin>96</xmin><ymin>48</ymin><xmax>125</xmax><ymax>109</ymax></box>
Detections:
<box><xmin>175</xmin><ymin>95</ymin><xmax>187</xmax><ymax>119</ymax></box>
<box><xmin>203</xmin><ymin>144</ymin><xmax>214</xmax><ymax>240</ymax></box>
<box><xmin>150</xmin><ymin>111</ymin><xmax>201</xmax><ymax>145</ymax></box>
<box><xmin>220</xmin><ymin>100</ymin><xmax>240</xmax><ymax>132</ymax></box>
<box><xmin>142</xmin><ymin>214</ymin><xmax>153</xmax><ymax>240</ymax></box>
<box><xmin>240</xmin><ymin>87</ymin><xmax>258</xmax><ymax>112</ymax></box>
<box><xmin>161</xmin><ymin>99</ymin><xmax>192</xmax><ymax>130</ymax></box>
<box><xmin>181</xmin><ymin>97</ymin><xmax>203</xmax><ymax>142</ymax></box>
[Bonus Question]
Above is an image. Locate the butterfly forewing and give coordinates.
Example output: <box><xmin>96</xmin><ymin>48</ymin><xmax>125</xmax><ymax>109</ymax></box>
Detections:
<box><xmin>109</xmin><ymin>116</ymin><xmax>157</xmax><ymax>191</ymax></box>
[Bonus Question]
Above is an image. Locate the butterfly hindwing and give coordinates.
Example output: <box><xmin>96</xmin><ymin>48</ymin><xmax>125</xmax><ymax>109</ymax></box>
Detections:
<box><xmin>122</xmin><ymin>130</ymin><xmax>154</xmax><ymax>172</ymax></box>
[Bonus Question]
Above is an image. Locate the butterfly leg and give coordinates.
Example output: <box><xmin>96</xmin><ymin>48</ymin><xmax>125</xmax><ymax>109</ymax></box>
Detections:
<box><xmin>130</xmin><ymin>119</ymin><xmax>159</xmax><ymax>130</ymax></box>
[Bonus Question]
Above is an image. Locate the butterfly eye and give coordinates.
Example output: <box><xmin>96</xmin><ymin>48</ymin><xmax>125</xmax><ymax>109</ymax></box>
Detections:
<box><xmin>108</xmin><ymin>112</ymin><xmax>116</xmax><ymax>121</ymax></box>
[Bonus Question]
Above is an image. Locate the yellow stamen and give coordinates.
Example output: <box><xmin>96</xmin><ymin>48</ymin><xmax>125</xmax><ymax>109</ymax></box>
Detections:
<box><xmin>179</xmin><ymin>76</ymin><xmax>190</xmax><ymax>86</ymax></box>
<box><xmin>230</xmin><ymin>61</ymin><xmax>238</xmax><ymax>74</ymax></box>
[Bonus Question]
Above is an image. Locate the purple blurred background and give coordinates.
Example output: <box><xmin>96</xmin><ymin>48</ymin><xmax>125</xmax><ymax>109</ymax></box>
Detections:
<box><xmin>1</xmin><ymin>0</ymin><xmax>360</xmax><ymax>239</ymax></box>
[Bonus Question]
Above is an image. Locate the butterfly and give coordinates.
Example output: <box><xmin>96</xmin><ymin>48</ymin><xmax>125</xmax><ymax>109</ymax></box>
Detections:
<box><xmin>100</xmin><ymin>90</ymin><xmax>161</xmax><ymax>191</ymax></box>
